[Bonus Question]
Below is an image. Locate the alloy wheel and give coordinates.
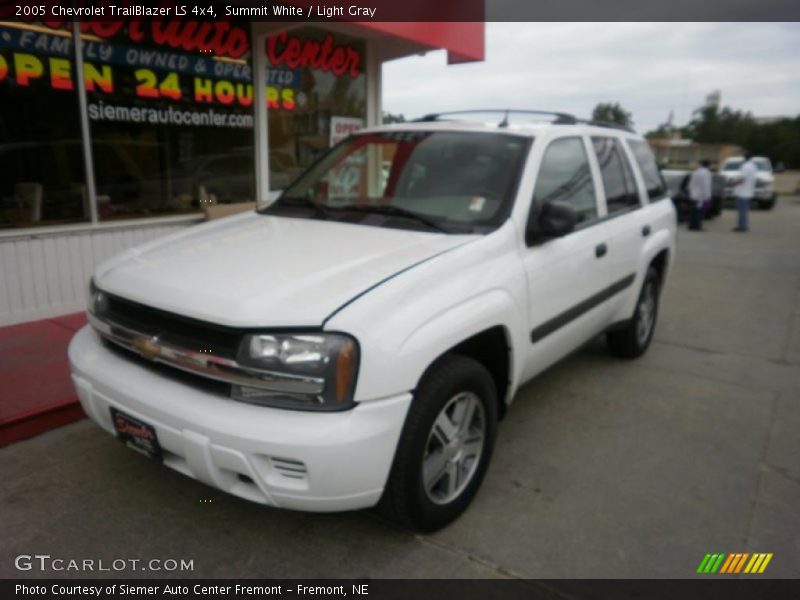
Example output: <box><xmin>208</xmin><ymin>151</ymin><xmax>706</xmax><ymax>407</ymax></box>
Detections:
<box><xmin>422</xmin><ymin>391</ymin><xmax>486</xmax><ymax>505</ymax></box>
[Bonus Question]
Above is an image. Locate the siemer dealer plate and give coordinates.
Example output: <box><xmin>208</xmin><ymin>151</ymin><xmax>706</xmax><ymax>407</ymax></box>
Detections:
<box><xmin>110</xmin><ymin>407</ymin><xmax>163</xmax><ymax>460</ymax></box>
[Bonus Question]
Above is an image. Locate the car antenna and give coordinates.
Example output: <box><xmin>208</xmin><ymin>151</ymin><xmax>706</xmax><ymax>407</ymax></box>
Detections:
<box><xmin>498</xmin><ymin>109</ymin><xmax>510</xmax><ymax>128</ymax></box>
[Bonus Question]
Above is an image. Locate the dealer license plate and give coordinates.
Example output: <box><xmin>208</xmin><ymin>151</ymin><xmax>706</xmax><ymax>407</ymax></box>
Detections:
<box><xmin>110</xmin><ymin>407</ymin><xmax>162</xmax><ymax>460</ymax></box>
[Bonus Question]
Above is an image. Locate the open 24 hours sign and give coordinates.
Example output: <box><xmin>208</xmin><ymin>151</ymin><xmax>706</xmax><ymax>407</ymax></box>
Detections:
<box><xmin>0</xmin><ymin>20</ymin><xmax>365</xmax><ymax>125</ymax></box>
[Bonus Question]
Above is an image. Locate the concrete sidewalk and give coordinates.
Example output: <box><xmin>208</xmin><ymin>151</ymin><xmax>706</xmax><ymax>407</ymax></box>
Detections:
<box><xmin>1</xmin><ymin>198</ymin><xmax>799</xmax><ymax>579</ymax></box>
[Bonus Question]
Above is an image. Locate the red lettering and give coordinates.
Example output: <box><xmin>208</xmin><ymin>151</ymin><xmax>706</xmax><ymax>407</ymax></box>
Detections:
<box><xmin>266</xmin><ymin>86</ymin><xmax>280</xmax><ymax>110</ymax></box>
<box><xmin>267</xmin><ymin>33</ymin><xmax>362</xmax><ymax>78</ymax></box>
<box><xmin>346</xmin><ymin>48</ymin><xmax>361</xmax><ymax>78</ymax></box>
<box><xmin>281</xmin><ymin>88</ymin><xmax>295</xmax><ymax>111</ymax></box>
<box><xmin>329</xmin><ymin>48</ymin><xmax>346</xmax><ymax>76</ymax></box>
<box><xmin>224</xmin><ymin>26</ymin><xmax>248</xmax><ymax>59</ymax></box>
<box><xmin>194</xmin><ymin>77</ymin><xmax>214</xmax><ymax>103</ymax></box>
<box><xmin>236</xmin><ymin>83</ymin><xmax>253</xmax><ymax>107</ymax></box>
<box><xmin>216</xmin><ymin>80</ymin><xmax>235</xmax><ymax>105</ymax></box>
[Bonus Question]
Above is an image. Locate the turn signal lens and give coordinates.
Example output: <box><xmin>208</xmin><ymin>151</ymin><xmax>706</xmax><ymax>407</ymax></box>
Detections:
<box><xmin>335</xmin><ymin>338</ymin><xmax>357</xmax><ymax>402</ymax></box>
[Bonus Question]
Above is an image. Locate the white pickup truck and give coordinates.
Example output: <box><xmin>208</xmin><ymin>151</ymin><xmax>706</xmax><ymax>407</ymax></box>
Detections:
<box><xmin>69</xmin><ymin>110</ymin><xmax>676</xmax><ymax>530</ymax></box>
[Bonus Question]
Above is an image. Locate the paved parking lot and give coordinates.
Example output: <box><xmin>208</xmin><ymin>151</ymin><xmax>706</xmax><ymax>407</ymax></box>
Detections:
<box><xmin>2</xmin><ymin>198</ymin><xmax>799</xmax><ymax>580</ymax></box>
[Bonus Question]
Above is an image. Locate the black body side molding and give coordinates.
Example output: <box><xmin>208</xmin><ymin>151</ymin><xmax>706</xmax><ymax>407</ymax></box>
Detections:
<box><xmin>530</xmin><ymin>274</ymin><xmax>636</xmax><ymax>343</ymax></box>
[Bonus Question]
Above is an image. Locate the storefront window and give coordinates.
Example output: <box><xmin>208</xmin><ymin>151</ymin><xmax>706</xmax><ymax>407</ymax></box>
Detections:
<box><xmin>0</xmin><ymin>22</ymin><xmax>87</xmax><ymax>229</ymax></box>
<box><xmin>80</xmin><ymin>19</ymin><xmax>255</xmax><ymax>220</ymax></box>
<box><xmin>266</xmin><ymin>28</ymin><xmax>367</xmax><ymax>191</ymax></box>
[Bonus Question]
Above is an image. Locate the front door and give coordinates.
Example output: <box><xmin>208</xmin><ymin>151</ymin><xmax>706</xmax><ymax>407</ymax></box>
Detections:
<box><xmin>520</xmin><ymin>135</ymin><xmax>613</xmax><ymax>381</ymax></box>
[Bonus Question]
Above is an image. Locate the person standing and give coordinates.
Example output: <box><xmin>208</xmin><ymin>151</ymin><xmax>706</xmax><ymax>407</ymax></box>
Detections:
<box><xmin>734</xmin><ymin>153</ymin><xmax>758</xmax><ymax>232</ymax></box>
<box><xmin>688</xmin><ymin>160</ymin><xmax>712</xmax><ymax>231</ymax></box>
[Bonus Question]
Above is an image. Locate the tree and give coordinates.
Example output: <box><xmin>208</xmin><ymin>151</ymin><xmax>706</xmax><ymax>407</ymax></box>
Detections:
<box><xmin>644</xmin><ymin>104</ymin><xmax>800</xmax><ymax>168</ymax></box>
<box><xmin>591</xmin><ymin>102</ymin><xmax>634</xmax><ymax>128</ymax></box>
<box><xmin>382</xmin><ymin>112</ymin><xmax>406</xmax><ymax>124</ymax></box>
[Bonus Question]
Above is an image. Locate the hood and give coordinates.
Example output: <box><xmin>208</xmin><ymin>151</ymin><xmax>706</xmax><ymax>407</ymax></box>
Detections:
<box><xmin>96</xmin><ymin>212</ymin><xmax>475</xmax><ymax>327</ymax></box>
<box><xmin>720</xmin><ymin>170</ymin><xmax>774</xmax><ymax>184</ymax></box>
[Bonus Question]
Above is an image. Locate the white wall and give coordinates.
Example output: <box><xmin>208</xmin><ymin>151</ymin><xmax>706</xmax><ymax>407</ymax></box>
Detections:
<box><xmin>0</xmin><ymin>220</ymin><xmax>198</xmax><ymax>326</ymax></box>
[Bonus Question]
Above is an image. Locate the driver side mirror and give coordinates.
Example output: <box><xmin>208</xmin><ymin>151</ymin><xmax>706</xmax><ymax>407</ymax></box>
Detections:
<box><xmin>526</xmin><ymin>201</ymin><xmax>577</xmax><ymax>245</ymax></box>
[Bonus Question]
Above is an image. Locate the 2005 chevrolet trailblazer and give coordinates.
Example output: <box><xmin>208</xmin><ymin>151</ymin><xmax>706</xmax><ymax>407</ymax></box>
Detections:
<box><xmin>69</xmin><ymin>110</ymin><xmax>676</xmax><ymax>530</ymax></box>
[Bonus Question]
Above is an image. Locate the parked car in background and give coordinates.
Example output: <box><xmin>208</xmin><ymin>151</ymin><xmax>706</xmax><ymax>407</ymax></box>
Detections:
<box><xmin>662</xmin><ymin>168</ymin><xmax>723</xmax><ymax>222</ymax></box>
<box><xmin>70</xmin><ymin>110</ymin><xmax>677</xmax><ymax>531</ymax></box>
<box><xmin>719</xmin><ymin>156</ymin><xmax>777</xmax><ymax>209</ymax></box>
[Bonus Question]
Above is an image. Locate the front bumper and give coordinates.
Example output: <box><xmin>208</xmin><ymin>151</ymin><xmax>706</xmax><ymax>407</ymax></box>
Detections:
<box><xmin>724</xmin><ymin>188</ymin><xmax>775</xmax><ymax>200</ymax></box>
<box><xmin>68</xmin><ymin>325</ymin><xmax>412</xmax><ymax>512</ymax></box>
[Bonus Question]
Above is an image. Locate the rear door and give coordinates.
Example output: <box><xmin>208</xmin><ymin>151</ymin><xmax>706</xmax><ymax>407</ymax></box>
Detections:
<box><xmin>588</xmin><ymin>136</ymin><xmax>647</xmax><ymax>314</ymax></box>
<box><xmin>520</xmin><ymin>134</ymin><xmax>613</xmax><ymax>379</ymax></box>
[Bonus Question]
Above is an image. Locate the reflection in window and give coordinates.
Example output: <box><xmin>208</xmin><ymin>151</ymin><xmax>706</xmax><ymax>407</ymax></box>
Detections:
<box><xmin>627</xmin><ymin>139</ymin><xmax>666</xmax><ymax>199</ymax></box>
<box><xmin>87</xmin><ymin>22</ymin><xmax>255</xmax><ymax>221</ymax></box>
<box><xmin>0</xmin><ymin>24</ymin><xmax>87</xmax><ymax>229</ymax></box>
<box><xmin>266</xmin><ymin>28</ymin><xmax>367</xmax><ymax>192</ymax></box>
<box><xmin>533</xmin><ymin>137</ymin><xmax>597</xmax><ymax>224</ymax></box>
<box><xmin>592</xmin><ymin>137</ymin><xmax>640</xmax><ymax>214</ymax></box>
<box><xmin>275</xmin><ymin>131</ymin><xmax>529</xmax><ymax>231</ymax></box>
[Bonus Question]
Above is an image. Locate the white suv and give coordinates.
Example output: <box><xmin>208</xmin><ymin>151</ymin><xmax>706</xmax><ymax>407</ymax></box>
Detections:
<box><xmin>69</xmin><ymin>110</ymin><xmax>676</xmax><ymax>530</ymax></box>
<box><xmin>720</xmin><ymin>155</ymin><xmax>777</xmax><ymax>209</ymax></box>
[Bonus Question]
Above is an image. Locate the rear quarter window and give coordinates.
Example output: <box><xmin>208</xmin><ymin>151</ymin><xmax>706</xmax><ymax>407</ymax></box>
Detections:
<box><xmin>626</xmin><ymin>139</ymin><xmax>667</xmax><ymax>200</ymax></box>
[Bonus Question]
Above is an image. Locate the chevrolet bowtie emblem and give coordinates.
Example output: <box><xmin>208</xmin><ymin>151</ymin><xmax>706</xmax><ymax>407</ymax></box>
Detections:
<box><xmin>132</xmin><ymin>335</ymin><xmax>161</xmax><ymax>360</ymax></box>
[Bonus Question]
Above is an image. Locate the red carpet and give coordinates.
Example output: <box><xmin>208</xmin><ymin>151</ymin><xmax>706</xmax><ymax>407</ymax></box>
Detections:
<box><xmin>0</xmin><ymin>313</ymin><xmax>87</xmax><ymax>447</ymax></box>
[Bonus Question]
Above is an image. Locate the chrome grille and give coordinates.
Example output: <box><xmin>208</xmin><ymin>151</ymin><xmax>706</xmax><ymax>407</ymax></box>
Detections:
<box><xmin>89</xmin><ymin>296</ymin><xmax>324</xmax><ymax>396</ymax></box>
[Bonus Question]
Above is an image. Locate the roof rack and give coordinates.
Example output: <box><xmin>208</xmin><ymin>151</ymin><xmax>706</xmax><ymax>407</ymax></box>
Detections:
<box><xmin>415</xmin><ymin>109</ymin><xmax>577</xmax><ymax>127</ymax></box>
<box><xmin>413</xmin><ymin>109</ymin><xmax>635</xmax><ymax>133</ymax></box>
<box><xmin>579</xmin><ymin>119</ymin><xmax>635</xmax><ymax>133</ymax></box>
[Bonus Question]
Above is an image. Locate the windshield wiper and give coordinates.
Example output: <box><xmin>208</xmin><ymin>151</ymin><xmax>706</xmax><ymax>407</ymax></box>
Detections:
<box><xmin>340</xmin><ymin>204</ymin><xmax>448</xmax><ymax>233</ymax></box>
<box><xmin>265</xmin><ymin>196</ymin><xmax>333</xmax><ymax>219</ymax></box>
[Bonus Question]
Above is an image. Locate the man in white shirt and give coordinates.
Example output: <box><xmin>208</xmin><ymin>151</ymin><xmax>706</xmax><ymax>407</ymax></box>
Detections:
<box><xmin>734</xmin><ymin>153</ymin><xmax>758</xmax><ymax>232</ymax></box>
<box><xmin>688</xmin><ymin>160</ymin><xmax>712</xmax><ymax>231</ymax></box>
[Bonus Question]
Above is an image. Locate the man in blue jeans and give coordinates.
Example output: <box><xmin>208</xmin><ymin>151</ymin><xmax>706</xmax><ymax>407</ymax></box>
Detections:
<box><xmin>734</xmin><ymin>153</ymin><xmax>758</xmax><ymax>232</ymax></box>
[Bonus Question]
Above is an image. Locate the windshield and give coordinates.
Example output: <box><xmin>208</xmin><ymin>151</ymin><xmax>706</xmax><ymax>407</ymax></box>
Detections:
<box><xmin>723</xmin><ymin>160</ymin><xmax>743</xmax><ymax>171</ymax></box>
<box><xmin>262</xmin><ymin>131</ymin><xmax>531</xmax><ymax>233</ymax></box>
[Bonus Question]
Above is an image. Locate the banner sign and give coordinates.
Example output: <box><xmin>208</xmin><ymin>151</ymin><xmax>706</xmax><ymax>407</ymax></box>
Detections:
<box><xmin>0</xmin><ymin>24</ymin><xmax>335</xmax><ymax>117</ymax></box>
<box><xmin>1</xmin><ymin>24</ymin><xmax>252</xmax><ymax>80</ymax></box>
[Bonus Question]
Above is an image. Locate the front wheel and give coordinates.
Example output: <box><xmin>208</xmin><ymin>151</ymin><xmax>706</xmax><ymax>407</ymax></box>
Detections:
<box><xmin>379</xmin><ymin>354</ymin><xmax>498</xmax><ymax>531</ymax></box>
<box><xmin>607</xmin><ymin>267</ymin><xmax>661</xmax><ymax>359</ymax></box>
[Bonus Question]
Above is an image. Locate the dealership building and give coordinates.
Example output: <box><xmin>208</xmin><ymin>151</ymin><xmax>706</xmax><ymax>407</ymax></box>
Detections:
<box><xmin>0</xmin><ymin>17</ymin><xmax>483</xmax><ymax>326</ymax></box>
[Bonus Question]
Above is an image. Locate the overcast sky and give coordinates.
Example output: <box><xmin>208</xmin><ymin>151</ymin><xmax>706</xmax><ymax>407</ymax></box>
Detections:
<box><xmin>382</xmin><ymin>23</ymin><xmax>800</xmax><ymax>133</ymax></box>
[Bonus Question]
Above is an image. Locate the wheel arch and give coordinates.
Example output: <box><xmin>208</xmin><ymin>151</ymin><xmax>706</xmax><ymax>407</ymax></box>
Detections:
<box><xmin>416</xmin><ymin>325</ymin><xmax>513</xmax><ymax>421</ymax></box>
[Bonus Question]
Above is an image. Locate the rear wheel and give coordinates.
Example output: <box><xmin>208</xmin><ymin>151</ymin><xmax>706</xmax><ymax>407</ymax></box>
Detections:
<box><xmin>607</xmin><ymin>267</ymin><xmax>660</xmax><ymax>359</ymax></box>
<box><xmin>379</xmin><ymin>354</ymin><xmax>498</xmax><ymax>531</ymax></box>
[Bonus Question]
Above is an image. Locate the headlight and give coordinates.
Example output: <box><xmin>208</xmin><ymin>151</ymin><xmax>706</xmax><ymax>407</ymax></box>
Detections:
<box><xmin>87</xmin><ymin>278</ymin><xmax>108</xmax><ymax>315</ymax></box>
<box><xmin>234</xmin><ymin>333</ymin><xmax>359</xmax><ymax>411</ymax></box>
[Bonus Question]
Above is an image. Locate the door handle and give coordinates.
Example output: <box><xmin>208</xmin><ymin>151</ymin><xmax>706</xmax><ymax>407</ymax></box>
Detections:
<box><xmin>595</xmin><ymin>243</ymin><xmax>607</xmax><ymax>258</ymax></box>
<box><xmin>642</xmin><ymin>225</ymin><xmax>651</xmax><ymax>237</ymax></box>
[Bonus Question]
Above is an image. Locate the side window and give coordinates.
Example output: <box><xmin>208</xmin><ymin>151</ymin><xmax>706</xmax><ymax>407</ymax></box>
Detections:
<box><xmin>592</xmin><ymin>137</ymin><xmax>640</xmax><ymax>214</ymax></box>
<box><xmin>627</xmin><ymin>139</ymin><xmax>667</xmax><ymax>200</ymax></box>
<box><xmin>533</xmin><ymin>137</ymin><xmax>597</xmax><ymax>225</ymax></box>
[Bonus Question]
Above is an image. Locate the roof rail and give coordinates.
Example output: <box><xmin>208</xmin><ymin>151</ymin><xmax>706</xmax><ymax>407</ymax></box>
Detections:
<box><xmin>415</xmin><ymin>109</ymin><xmax>578</xmax><ymax>127</ymax></box>
<box><xmin>580</xmin><ymin>119</ymin><xmax>636</xmax><ymax>133</ymax></box>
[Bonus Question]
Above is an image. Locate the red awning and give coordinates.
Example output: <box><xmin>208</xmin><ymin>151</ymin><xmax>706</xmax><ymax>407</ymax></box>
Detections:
<box><xmin>353</xmin><ymin>22</ymin><xmax>484</xmax><ymax>64</ymax></box>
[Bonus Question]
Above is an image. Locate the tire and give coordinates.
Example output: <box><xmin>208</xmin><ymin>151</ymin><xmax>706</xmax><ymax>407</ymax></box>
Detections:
<box><xmin>378</xmin><ymin>354</ymin><xmax>498</xmax><ymax>531</ymax></box>
<box><xmin>607</xmin><ymin>267</ymin><xmax>661</xmax><ymax>359</ymax></box>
